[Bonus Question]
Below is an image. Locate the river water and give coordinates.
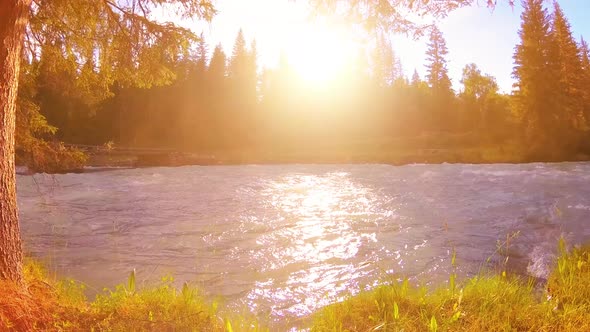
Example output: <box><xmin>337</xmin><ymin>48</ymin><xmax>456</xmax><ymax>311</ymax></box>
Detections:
<box><xmin>16</xmin><ymin>163</ymin><xmax>590</xmax><ymax>328</ymax></box>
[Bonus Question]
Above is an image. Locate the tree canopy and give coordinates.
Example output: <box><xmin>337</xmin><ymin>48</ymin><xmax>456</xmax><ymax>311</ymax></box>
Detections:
<box><xmin>309</xmin><ymin>0</ymin><xmax>515</xmax><ymax>35</ymax></box>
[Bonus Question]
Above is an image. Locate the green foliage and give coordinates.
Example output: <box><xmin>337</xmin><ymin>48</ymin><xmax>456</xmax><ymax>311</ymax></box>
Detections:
<box><xmin>85</xmin><ymin>278</ymin><xmax>220</xmax><ymax>331</ymax></box>
<box><xmin>5</xmin><ymin>263</ymin><xmax>225</xmax><ymax>331</ymax></box>
<box><xmin>311</xmin><ymin>243</ymin><xmax>590</xmax><ymax>332</ymax></box>
<box><xmin>371</xmin><ymin>33</ymin><xmax>403</xmax><ymax>86</ymax></box>
<box><xmin>19</xmin><ymin>141</ymin><xmax>87</xmax><ymax>173</ymax></box>
<box><xmin>15</xmin><ymin>0</ymin><xmax>215</xmax><ymax>172</ymax></box>
<box><xmin>308</xmin><ymin>0</ymin><xmax>509</xmax><ymax>36</ymax></box>
<box><xmin>512</xmin><ymin>0</ymin><xmax>589</xmax><ymax>159</ymax></box>
<box><xmin>426</xmin><ymin>25</ymin><xmax>452</xmax><ymax>95</ymax></box>
<box><xmin>27</xmin><ymin>0</ymin><xmax>216</xmax><ymax>90</ymax></box>
<box><xmin>425</xmin><ymin>25</ymin><xmax>455</xmax><ymax>132</ymax></box>
<box><xmin>128</xmin><ymin>269</ymin><xmax>136</xmax><ymax>294</ymax></box>
<box><xmin>5</xmin><ymin>243</ymin><xmax>590</xmax><ymax>331</ymax></box>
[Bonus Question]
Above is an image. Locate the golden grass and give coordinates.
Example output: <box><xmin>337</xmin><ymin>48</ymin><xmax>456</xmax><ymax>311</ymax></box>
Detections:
<box><xmin>0</xmin><ymin>262</ymin><xmax>225</xmax><ymax>331</ymax></box>
<box><xmin>311</xmin><ymin>240</ymin><xmax>590</xmax><ymax>332</ymax></box>
<box><xmin>1</xmin><ymin>241</ymin><xmax>589</xmax><ymax>331</ymax></box>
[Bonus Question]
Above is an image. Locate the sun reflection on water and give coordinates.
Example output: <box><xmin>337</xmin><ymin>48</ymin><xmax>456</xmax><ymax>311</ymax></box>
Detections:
<box><xmin>247</xmin><ymin>172</ymin><xmax>384</xmax><ymax>320</ymax></box>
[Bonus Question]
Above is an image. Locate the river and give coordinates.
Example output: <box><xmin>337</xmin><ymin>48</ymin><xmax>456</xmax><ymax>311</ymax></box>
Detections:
<box><xmin>16</xmin><ymin>163</ymin><xmax>590</xmax><ymax>328</ymax></box>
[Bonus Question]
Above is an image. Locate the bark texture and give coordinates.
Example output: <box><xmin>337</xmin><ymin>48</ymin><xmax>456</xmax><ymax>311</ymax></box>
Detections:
<box><xmin>0</xmin><ymin>0</ymin><xmax>32</xmax><ymax>283</ymax></box>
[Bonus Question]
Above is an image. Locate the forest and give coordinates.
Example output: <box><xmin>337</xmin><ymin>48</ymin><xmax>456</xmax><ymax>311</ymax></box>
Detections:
<box><xmin>3</xmin><ymin>1</ymin><xmax>590</xmax><ymax>331</ymax></box>
<box><xmin>13</xmin><ymin>1</ymin><xmax>590</xmax><ymax>171</ymax></box>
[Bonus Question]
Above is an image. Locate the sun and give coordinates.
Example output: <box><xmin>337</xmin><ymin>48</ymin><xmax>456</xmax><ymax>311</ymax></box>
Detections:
<box><xmin>285</xmin><ymin>23</ymin><xmax>357</xmax><ymax>84</ymax></box>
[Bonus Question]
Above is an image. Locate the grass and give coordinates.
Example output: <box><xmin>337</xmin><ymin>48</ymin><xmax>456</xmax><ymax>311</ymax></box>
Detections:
<box><xmin>1</xmin><ymin>240</ymin><xmax>589</xmax><ymax>331</ymax></box>
<box><xmin>0</xmin><ymin>262</ymin><xmax>230</xmax><ymax>331</ymax></box>
<box><xmin>311</xmin><ymin>239</ymin><xmax>590</xmax><ymax>332</ymax></box>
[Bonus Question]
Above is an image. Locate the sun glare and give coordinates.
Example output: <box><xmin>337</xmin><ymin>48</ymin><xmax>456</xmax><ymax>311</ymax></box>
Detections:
<box><xmin>285</xmin><ymin>23</ymin><xmax>357</xmax><ymax>84</ymax></box>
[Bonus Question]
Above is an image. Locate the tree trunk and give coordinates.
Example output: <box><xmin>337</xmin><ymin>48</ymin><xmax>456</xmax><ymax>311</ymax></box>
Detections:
<box><xmin>0</xmin><ymin>0</ymin><xmax>32</xmax><ymax>283</ymax></box>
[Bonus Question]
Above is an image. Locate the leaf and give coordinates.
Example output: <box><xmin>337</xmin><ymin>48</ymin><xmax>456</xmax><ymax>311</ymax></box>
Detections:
<box><xmin>225</xmin><ymin>320</ymin><xmax>234</xmax><ymax>332</ymax></box>
<box><xmin>128</xmin><ymin>269</ymin><xmax>136</xmax><ymax>293</ymax></box>
<box><xmin>182</xmin><ymin>282</ymin><xmax>189</xmax><ymax>297</ymax></box>
<box><xmin>430</xmin><ymin>316</ymin><xmax>438</xmax><ymax>332</ymax></box>
<box><xmin>451</xmin><ymin>310</ymin><xmax>461</xmax><ymax>322</ymax></box>
<box><xmin>401</xmin><ymin>278</ymin><xmax>409</xmax><ymax>297</ymax></box>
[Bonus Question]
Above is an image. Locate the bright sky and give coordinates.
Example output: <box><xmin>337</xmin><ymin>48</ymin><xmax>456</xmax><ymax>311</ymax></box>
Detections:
<box><xmin>195</xmin><ymin>0</ymin><xmax>590</xmax><ymax>93</ymax></box>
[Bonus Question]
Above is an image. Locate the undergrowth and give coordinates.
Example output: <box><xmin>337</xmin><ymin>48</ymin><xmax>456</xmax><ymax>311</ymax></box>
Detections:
<box><xmin>0</xmin><ymin>263</ymin><xmax>237</xmax><ymax>331</ymax></box>
<box><xmin>1</xmin><ymin>240</ymin><xmax>589</xmax><ymax>331</ymax></box>
<box><xmin>311</xmin><ymin>239</ymin><xmax>590</xmax><ymax>331</ymax></box>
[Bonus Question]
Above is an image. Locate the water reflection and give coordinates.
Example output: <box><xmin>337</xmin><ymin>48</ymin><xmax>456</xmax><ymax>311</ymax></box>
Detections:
<box><xmin>248</xmin><ymin>172</ymin><xmax>382</xmax><ymax>319</ymax></box>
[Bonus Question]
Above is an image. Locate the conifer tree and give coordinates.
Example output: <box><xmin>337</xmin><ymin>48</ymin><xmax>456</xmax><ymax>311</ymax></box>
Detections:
<box><xmin>411</xmin><ymin>69</ymin><xmax>421</xmax><ymax>86</ymax></box>
<box><xmin>372</xmin><ymin>34</ymin><xmax>401</xmax><ymax>86</ymax></box>
<box><xmin>195</xmin><ymin>33</ymin><xmax>209</xmax><ymax>75</ymax></box>
<box><xmin>425</xmin><ymin>25</ymin><xmax>454</xmax><ymax>130</ymax></box>
<box><xmin>209</xmin><ymin>44</ymin><xmax>227</xmax><ymax>82</ymax></box>
<box><xmin>513</xmin><ymin>0</ymin><xmax>559</xmax><ymax>156</ymax></box>
<box><xmin>230</xmin><ymin>29</ymin><xmax>248</xmax><ymax>79</ymax></box>
<box><xmin>550</xmin><ymin>1</ymin><xmax>586</xmax><ymax>131</ymax></box>
<box><xmin>425</xmin><ymin>26</ymin><xmax>452</xmax><ymax>95</ymax></box>
<box><xmin>580</xmin><ymin>37</ymin><xmax>590</xmax><ymax>122</ymax></box>
<box><xmin>581</xmin><ymin>37</ymin><xmax>590</xmax><ymax>73</ymax></box>
<box><xmin>247</xmin><ymin>39</ymin><xmax>259</xmax><ymax>98</ymax></box>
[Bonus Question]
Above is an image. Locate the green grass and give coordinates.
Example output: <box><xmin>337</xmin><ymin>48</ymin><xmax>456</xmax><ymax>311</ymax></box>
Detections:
<box><xmin>0</xmin><ymin>263</ymin><xmax>264</xmax><ymax>331</ymax></box>
<box><xmin>1</xmin><ymin>240</ymin><xmax>589</xmax><ymax>331</ymax></box>
<box><xmin>311</xmin><ymin>239</ymin><xmax>590</xmax><ymax>332</ymax></box>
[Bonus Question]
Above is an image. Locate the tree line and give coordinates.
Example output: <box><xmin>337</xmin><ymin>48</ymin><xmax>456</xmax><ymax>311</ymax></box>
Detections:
<box><xmin>17</xmin><ymin>0</ymin><xmax>590</xmax><ymax>167</ymax></box>
<box><xmin>18</xmin><ymin>27</ymin><xmax>514</xmax><ymax>162</ymax></box>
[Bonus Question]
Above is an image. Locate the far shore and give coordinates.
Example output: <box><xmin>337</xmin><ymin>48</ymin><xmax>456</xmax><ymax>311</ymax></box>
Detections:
<box><xmin>16</xmin><ymin>147</ymin><xmax>590</xmax><ymax>174</ymax></box>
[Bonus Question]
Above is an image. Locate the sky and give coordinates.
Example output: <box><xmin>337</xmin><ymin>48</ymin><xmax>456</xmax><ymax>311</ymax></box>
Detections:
<box><xmin>193</xmin><ymin>0</ymin><xmax>590</xmax><ymax>93</ymax></box>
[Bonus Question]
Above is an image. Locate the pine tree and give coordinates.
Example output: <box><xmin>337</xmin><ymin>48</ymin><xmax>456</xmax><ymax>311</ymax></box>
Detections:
<box><xmin>195</xmin><ymin>32</ymin><xmax>209</xmax><ymax>74</ymax></box>
<box><xmin>425</xmin><ymin>25</ymin><xmax>454</xmax><ymax>130</ymax></box>
<box><xmin>229</xmin><ymin>29</ymin><xmax>248</xmax><ymax>79</ymax></box>
<box><xmin>425</xmin><ymin>25</ymin><xmax>452</xmax><ymax>95</ymax></box>
<box><xmin>513</xmin><ymin>0</ymin><xmax>560</xmax><ymax>156</ymax></box>
<box><xmin>372</xmin><ymin>34</ymin><xmax>401</xmax><ymax>86</ymax></box>
<box><xmin>550</xmin><ymin>1</ymin><xmax>586</xmax><ymax>131</ymax></box>
<box><xmin>411</xmin><ymin>69</ymin><xmax>421</xmax><ymax>85</ymax></box>
<box><xmin>209</xmin><ymin>44</ymin><xmax>227</xmax><ymax>82</ymax></box>
<box><xmin>579</xmin><ymin>37</ymin><xmax>590</xmax><ymax>124</ymax></box>
<box><xmin>247</xmin><ymin>39</ymin><xmax>259</xmax><ymax>97</ymax></box>
<box><xmin>581</xmin><ymin>37</ymin><xmax>590</xmax><ymax>72</ymax></box>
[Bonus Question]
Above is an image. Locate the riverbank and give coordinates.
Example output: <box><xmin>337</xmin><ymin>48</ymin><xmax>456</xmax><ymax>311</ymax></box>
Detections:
<box><xmin>1</xmin><ymin>242</ymin><xmax>589</xmax><ymax>331</ymax></box>
<box><xmin>312</xmin><ymin>241</ymin><xmax>590</xmax><ymax>331</ymax></box>
<box><xmin>19</xmin><ymin>134</ymin><xmax>590</xmax><ymax>173</ymax></box>
<box><xmin>86</xmin><ymin>145</ymin><xmax>590</xmax><ymax>168</ymax></box>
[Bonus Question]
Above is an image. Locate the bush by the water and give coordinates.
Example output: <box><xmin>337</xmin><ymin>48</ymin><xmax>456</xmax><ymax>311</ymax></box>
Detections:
<box><xmin>17</xmin><ymin>141</ymin><xmax>87</xmax><ymax>173</ymax></box>
<box><xmin>1</xmin><ymin>241</ymin><xmax>589</xmax><ymax>331</ymax></box>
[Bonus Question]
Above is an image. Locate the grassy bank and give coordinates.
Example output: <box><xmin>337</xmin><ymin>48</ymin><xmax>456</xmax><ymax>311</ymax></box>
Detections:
<box><xmin>0</xmin><ymin>263</ymin><xmax>229</xmax><ymax>331</ymax></box>
<box><xmin>312</xmin><ymin>241</ymin><xmax>590</xmax><ymax>331</ymax></box>
<box><xmin>1</xmin><ymin>241</ymin><xmax>589</xmax><ymax>331</ymax></box>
